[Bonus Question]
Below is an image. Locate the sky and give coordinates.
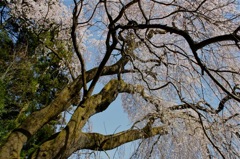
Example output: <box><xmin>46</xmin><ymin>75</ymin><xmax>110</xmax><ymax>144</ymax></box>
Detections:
<box><xmin>89</xmin><ymin>94</ymin><xmax>134</xmax><ymax>159</ymax></box>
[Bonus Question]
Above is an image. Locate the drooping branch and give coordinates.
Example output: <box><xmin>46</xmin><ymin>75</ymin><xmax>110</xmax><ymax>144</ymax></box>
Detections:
<box><xmin>198</xmin><ymin>113</ymin><xmax>226</xmax><ymax>159</ymax></box>
<box><xmin>1</xmin><ymin>1</ymin><xmax>239</xmax><ymax>158</ymax></box>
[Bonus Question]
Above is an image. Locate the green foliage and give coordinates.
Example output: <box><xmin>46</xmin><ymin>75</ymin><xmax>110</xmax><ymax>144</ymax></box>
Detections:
<box><xmin>0</xmin><ymin>4</ymin><xmax>71</xmax><ymax>156</ymax></box>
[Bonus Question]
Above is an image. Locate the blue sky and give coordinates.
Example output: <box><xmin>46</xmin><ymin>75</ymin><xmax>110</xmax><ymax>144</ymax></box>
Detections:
<box><xmin>88</xmin><ymin>84</ymin><xmax>133</xmax><ymax>158</ymax></box>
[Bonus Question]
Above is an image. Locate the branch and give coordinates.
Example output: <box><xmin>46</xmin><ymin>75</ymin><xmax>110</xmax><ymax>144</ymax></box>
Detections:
<box><xmin>111</xmin><ymin>0</ymin><xmax>139</xmax><ymax>24</ymax></box>
<box><xmin>83</xmin><ymin>125</ymin><xmax>167</xmax><ymax>151</ymax></box>
<box><xmin>196</xmin><ymin>34</ymin><xmax>240</xmax><ymax>50</ymax></box>
<box><xmin>170</xmin><ymin>103</ymin><xmax>215</xmax><ymax>114</ymax></box>
<box><xmin>216</xmin><ymin>92</ymin><xmax>240</xmax><ymax>113</ymax></box>
<box><xmin>223</xmin><ymin>113</ymin><xmax>239</xmax><ymax>123</ymax></box>
<box><xmin>198</xmin><ymin>113</ymin><xmax>226</xmax><ymax>159</ymax></box>
<box><xmin>71</xmin><ymin>3</ymin><xmax>88</xmax><ymax>96</ymax></box>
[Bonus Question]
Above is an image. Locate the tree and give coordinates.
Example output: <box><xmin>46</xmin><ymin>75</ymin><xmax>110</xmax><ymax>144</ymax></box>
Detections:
<box><xmin>0</xmin><ymin>0</ymin><xmax>239</xmax><ymax>158</ymax></box>
<box><xmin>0</xmin><ymin>1</ymin><xmax>71</xmax><ymax>157</ymax></box>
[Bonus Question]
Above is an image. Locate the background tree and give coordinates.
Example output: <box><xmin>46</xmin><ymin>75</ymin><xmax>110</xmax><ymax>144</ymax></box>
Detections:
<box><xmin>0</xmin><ymin>0</ymin><xmax>239</xmax><ymax>158</ymax></box>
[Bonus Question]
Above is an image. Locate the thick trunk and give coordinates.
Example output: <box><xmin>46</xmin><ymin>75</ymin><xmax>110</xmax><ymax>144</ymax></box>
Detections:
<box><xmin>0</xmin><ymin>131</ymin><xmax>27</xmax><ymax>159</ymax></box>
<box><xmin>0</xmin><ymin>79</ymin><xmax>80</xmax><ymax>158</ymax></box>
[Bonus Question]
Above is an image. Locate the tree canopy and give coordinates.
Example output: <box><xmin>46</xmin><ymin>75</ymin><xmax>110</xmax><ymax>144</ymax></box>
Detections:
<box><xmin>0</xmin><ymin>0</ymin><xmax>239</xmax><ymax>158</ymax></box>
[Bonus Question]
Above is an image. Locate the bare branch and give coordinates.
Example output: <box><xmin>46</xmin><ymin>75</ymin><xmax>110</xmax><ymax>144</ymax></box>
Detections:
<box><xmin>87</xmin><ymin>0</ymin><xmax>139</xmax><ymax>97</ymax></box>
<box><xmin>71</xmin><ymin>2</ymin><xmax>88</xmax><ymax>96</ymax></box>
<box><xmin>216</xmin><ymin>92</ymin><xmax>240</xmax><ymax>113</ymax></box>
<box><xmin>196</xmin><ymin>33</ymin><xmax>240</xmax><ymax>50</ymax></box>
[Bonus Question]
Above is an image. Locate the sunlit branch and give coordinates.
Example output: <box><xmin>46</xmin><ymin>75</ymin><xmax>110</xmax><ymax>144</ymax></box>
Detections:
<box><xmin>83</xmin><ymin>125</ymin><xmax>167</xmax><ymax>151</ymax></box>
<box><xmin>169</xmin><ymin>102</ymin><xmax>215</xmax><ymax>114</ymax></box>
<box><xmin>1</xmin><ymin>1</ymin><xmax>240</xmax><ymax>158</ymax></box>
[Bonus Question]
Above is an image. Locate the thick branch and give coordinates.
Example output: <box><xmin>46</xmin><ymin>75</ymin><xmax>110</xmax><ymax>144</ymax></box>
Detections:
<box><xmin>29</xmin><ymin>80</ymin><xmax>124</xmax><ymax>158</ymax></box>
<box><xmin>84</xmin><ymin>125</ymin><xmax>168</xmax><ymax>151</ymax></box>
<box><xmin>28</xmin><ymin>79</ymin><xmax>136</xmax><ymax>158</ymax></box>
<box><xmin>196</xmin><ymin>34</ymin><xmax>240</xmax><ymax>50</ymax></box>
<box><xmin>29</xmin><ymin>79</ymin><xmax>170</xmax><ymax>158</ymax></box>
